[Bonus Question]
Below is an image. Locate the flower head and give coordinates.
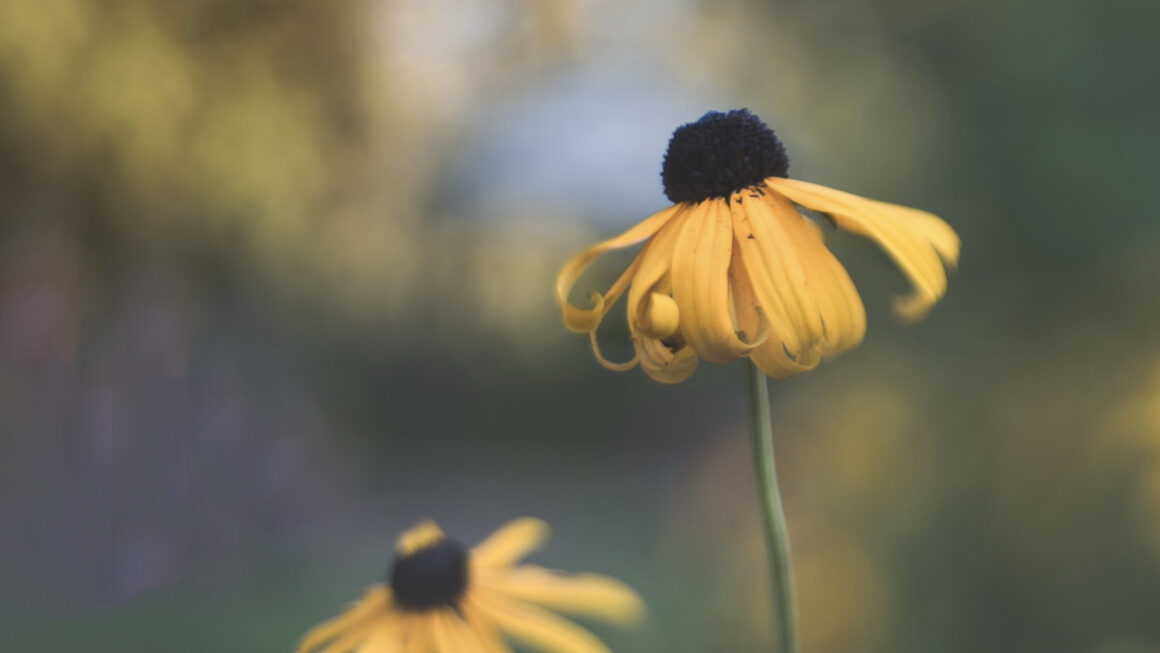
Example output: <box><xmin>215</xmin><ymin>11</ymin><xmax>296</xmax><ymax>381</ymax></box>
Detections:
<box><xmin>297</xmin><ymin>518</ymin><xmax>644</xmax><ymax>653</ymax></box>
<box><xmin>556</xmin><ymin>109</ymin><xmax>960</xmax><ymax>383</ymax></box>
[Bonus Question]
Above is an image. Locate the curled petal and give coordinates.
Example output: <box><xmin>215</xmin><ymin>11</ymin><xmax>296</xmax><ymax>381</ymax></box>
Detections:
<box><xmin>731</xmin><ymin>194</ymin><xmax>816</xmax><ymax>357</ymax></box>
<box><xmin>766</xmin><ymin>178</ymin><xmax>958</xmax><ymax>322</ymax></box>
<box><xmin>787</xmin><ymin>216</ymin><xmax>867</xmax><ymax>354</ymax></box>
<box><xmin>744</xmin><ymin>192</ymin><xmax>825</xmax><ymax>349</ymax></box>
<box><xmin>725</xmin><ymin>240</ymin><xmax>773</xmax><ymax>350</ymax></box>
<box><xmin>556</xmin><ymin>206</ymin><xmax>681</xmax><ymax>332</ymax></box>
<box><xmin>625</xmin><ymin>209</ymin><xmax>688</xmax><ymax>331</ymax></box>
<box><xmin>730</xmin><ymin>249</ymin><xmax>819</xmax><ymax>379</ymax></box>
<box><xmin>639</xmin><ymin>292</ymin><xmax>679</xmax><ymax>340</ymax></box>
<box><xmin>671</xmin><ymin>199</ymin><xmax>768</xmax><ymax>364</ymax></box>
<box><xmin>576</xmin><ymin>208</ymin><xmax>687</xmax><ymax>374</ymax></box>
<box><xmin>587</xmin><ymin>329</ymin><xmax>638</xmax><ymax>372</ymax></box>
<box><xmin>634</xmin><ymin>330</ymin><xmax>699</xmax><ymax>384</ymax></box>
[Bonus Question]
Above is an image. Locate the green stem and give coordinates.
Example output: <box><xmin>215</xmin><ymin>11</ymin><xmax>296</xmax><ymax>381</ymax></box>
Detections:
<box><xmin>746</xmin><ymin>360</ymin><xmax>800</xmax><ymax>653</ymax></box>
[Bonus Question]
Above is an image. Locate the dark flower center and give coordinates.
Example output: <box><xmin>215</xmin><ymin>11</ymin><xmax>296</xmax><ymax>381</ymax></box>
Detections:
<box><xmin>661</xmin><ymin>108</ymin><xmax>789</xmax><ymax>204</ymax></box>
<box><xmin>388</xmin><ymin>539</ymin><xmax>469</xmax><ymax>610</ymax></box>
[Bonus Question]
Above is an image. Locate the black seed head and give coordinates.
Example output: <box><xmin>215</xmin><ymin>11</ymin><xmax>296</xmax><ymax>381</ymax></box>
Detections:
<box><xmin>661</xmin><ymin>109</ymin><xmax>789</xmax><ymax>204</ymax></box>
<box><xmin>388</xmin><ymin>539</ymin><xmax>469</xmax><ymax>610</ymax></box>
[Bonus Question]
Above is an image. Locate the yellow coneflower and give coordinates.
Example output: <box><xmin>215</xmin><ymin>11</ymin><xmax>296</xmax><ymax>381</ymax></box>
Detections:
<box><xmin>556</xmin><ymin>108</ymin><xmax>960</xmax><ymax>384</ymax></box>
<box><xmin>297</xmin><ymin>518</ymin><xmax>644</xmax><ymax>653</ymax></box>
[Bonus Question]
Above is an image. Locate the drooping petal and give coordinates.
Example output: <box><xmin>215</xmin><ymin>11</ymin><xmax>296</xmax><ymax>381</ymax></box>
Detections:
<box><xmin>867</xmin><ymin>198</ymin><xmax>960</xmax><ymax>267</ymax></box>
<box><xmin>611</xmin><ymin>209</ymin><xmax>700</xmax><ymax>384</ymax></box>
<box><xmin>748</xmin><ymin>191</ymin><xmax>826</xmax><ymax>346</ymax></box>
<box><xmin>731</xmin><ymin>193</ymin><xmax>816</xmax><ymax>359</ymax></box>
<box><xmin>297</xmin><ymin>586</ymin><xmax>392</xmax><ymax>653</ymax></box>
<box><xmin>766</xmin><ymin>178</ymin><xmax>959</xmax><ymax>321</ymax></box>
<box><xmin>730</xmin><ymin>248</ymin><xmax>819</xmax><ymax>379</ymax></box>
<box><xmin>582</xmin><ymin>208</ymin><xmax>688</xmax><ymax>371</ymax></box>
<box><xmin>625</xmin><ymin>209</ymin><xmax>688</xmax><ymax>338</ymax></box>
<box><xmin>670</xmin><ymin>199</ymin><xmax>766</xmax><ymax>363</ymax></box>
<box><xmin>469</xmin><ymin>591</ymin><xmax>612</xmax><ymax>653</ymax></box>
<box><xmin>786</xmin><ymin>216</ymin><xmax>867</xmax><ymax>354</ymax></box>
<box><xmin>726</xmin><ymin>240</ymin><xmax>773</xmax><ymax>351</ymax></box>
<box><xmin>478</xmin><ymin>565</ymin><xmax>644</xmax><ymax>625</ymax></box>
<box><xmin>473</xmin><ymin>518</ymin><xmax>550</xmax><ymax>569</ymax></box>
<box><xmin>555</xmin><ymin>205</ymin><xmax>682</xmax><ymax>332</ymax></box>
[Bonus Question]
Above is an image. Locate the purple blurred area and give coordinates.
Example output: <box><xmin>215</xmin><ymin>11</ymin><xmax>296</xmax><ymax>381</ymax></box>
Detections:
<box><xmin>0</xmin><ymin>219</ymin><xmax>340</xmax><ymax>609</ymax></box>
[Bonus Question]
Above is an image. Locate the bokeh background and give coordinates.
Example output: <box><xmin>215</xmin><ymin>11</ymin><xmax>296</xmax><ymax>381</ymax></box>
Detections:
<box><xmin>2</xmin><ymin>0</ymin><xmax>1159</xmax><ymax>651</ymax></box>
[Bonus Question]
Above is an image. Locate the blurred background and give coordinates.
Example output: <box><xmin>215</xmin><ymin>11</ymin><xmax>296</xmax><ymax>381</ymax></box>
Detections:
<box><xmin>2</xmin><ymin>0</ymin><xmax>1159</xmax><ymax>651</ymax></box>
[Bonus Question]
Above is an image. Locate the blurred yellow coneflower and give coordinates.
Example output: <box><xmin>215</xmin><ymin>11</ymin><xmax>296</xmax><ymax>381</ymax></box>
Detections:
<box><xmin>297</xmin><ymin>518</ymin><xmax>643</xmax><ymax>653</ymax></box>
<box><xmin>556</xmin><ymin>109</ymin><xmax>960</xmax><ymax>384</ymax></box>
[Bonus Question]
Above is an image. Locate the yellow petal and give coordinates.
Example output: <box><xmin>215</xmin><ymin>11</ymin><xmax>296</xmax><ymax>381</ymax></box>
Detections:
<box><xmin>297</xmin><ymin>586</ymin><xmax>392</xmax><ymax>653</ymax></box>
<box><xmin>562</xmin><ymin>255</ymin><xmax>642</xmax><ymax>336</ymax></box>
<box><xmin>725</xmin><ymin>240</ymin><xmax>774</xmax><ymax>351</ymax></box>
<box><xmin>581</xmin><ymin>208</ymin><xmax>688</xmax><ymax>373</ymax></box>
<box><xmin>864</xmin><ymin>197</ymin><xmax>960</xmax><ymax>267</ymax></box>
<box><xmin>634</xmin><ymin>331</ymin><xmax>699</xmax><ymax>384</ymax></box>
<box><xmin>615</xmin><ymin>220</ymin><xmax>703</xmax><ymax>385</ymax></box>
<box><xmin>462</xmin><ymin>600</ymin><xmax>514</xmax><ymax>653</ymax></box>
<box><xmin>730</xmin><ymin>250</ymin><xmax>818</xmax><ymax>379</ymax></box>
<box><xmin>556</xmin><ymin>205</ymin><xmax>682</xmax><ymax>332</ymax></box>
<box><xmin>729</xmin><ymin>195</ymin><xmax>864</xmax><ymax>360</ymax></box>
<box><xmin>742</xmin><ymin>191</ymin><xmax>826</xmax><ymax>348</ymax></box>
<box><xmin>478</xmin><ymin>565</ymin><xmax>644</xmax><ymax>625</ymax></box>
<box><xmin>638</xmin><ymin>292</ymin><xmax>679</xmax><ymax>340</ymax></box>
<box><xmin>586</xmin><ymin>329</ymin><xmax>639</xmax><ymax>372</ymax></box>
<box><xmin>766</xmin><ymin>178</ymin><xmax>958</xmax><ymax>322</ymax></box>
<box><xmin>401</xmin><ymin>617</ymin><xmax>432</xmax><ymax>653</ymax></box>
<box><xmin>730</xmin><ymin>195</ymin><xmax>806</xmax><ymax>357</ymax></box>
<box><xmin>396</xmin><ymin>519</ymin><xmax>445</xmax><ymax>556</ymax></box>
<box><xmin>403</xmin><ymin>617</ymin><xmax>431</xmax><ymax>653</ymax></box>
<box><xmin>315</xmin><ymin>628</ymin><xmax>371</xmax><ymax>653</ymax></box>
<box><xmin>473</xmin><ymin>518</ymin><xmax>551</xmax><ymax>569</ymax></box>
<box><xmin>625</xmin><ymin>208</ymin><xmax>688</xmax><ymax>332</ymax></box>
<box><xmin>787</xmin><ymin>215</ymin><xmax>867</xmax><ymax>354</ymax></box>
<box><xmin>670</xmin><ymin>199</ymin><xmax>764</xmax><ymax>363</ymax></box>
<box><xmin>430</xmin><ymin>610</ymin><xmax>486</xmax><ymax>653</ymax></box>
<box><xmin>470</xmin><ymin>591</ymin><xmax>613</xmax><ymax>653</ymax></box>
<box><xmin>359</xmin><ymin>618</ymin><xmax>406</xmax><ymax>653</ymax></box>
